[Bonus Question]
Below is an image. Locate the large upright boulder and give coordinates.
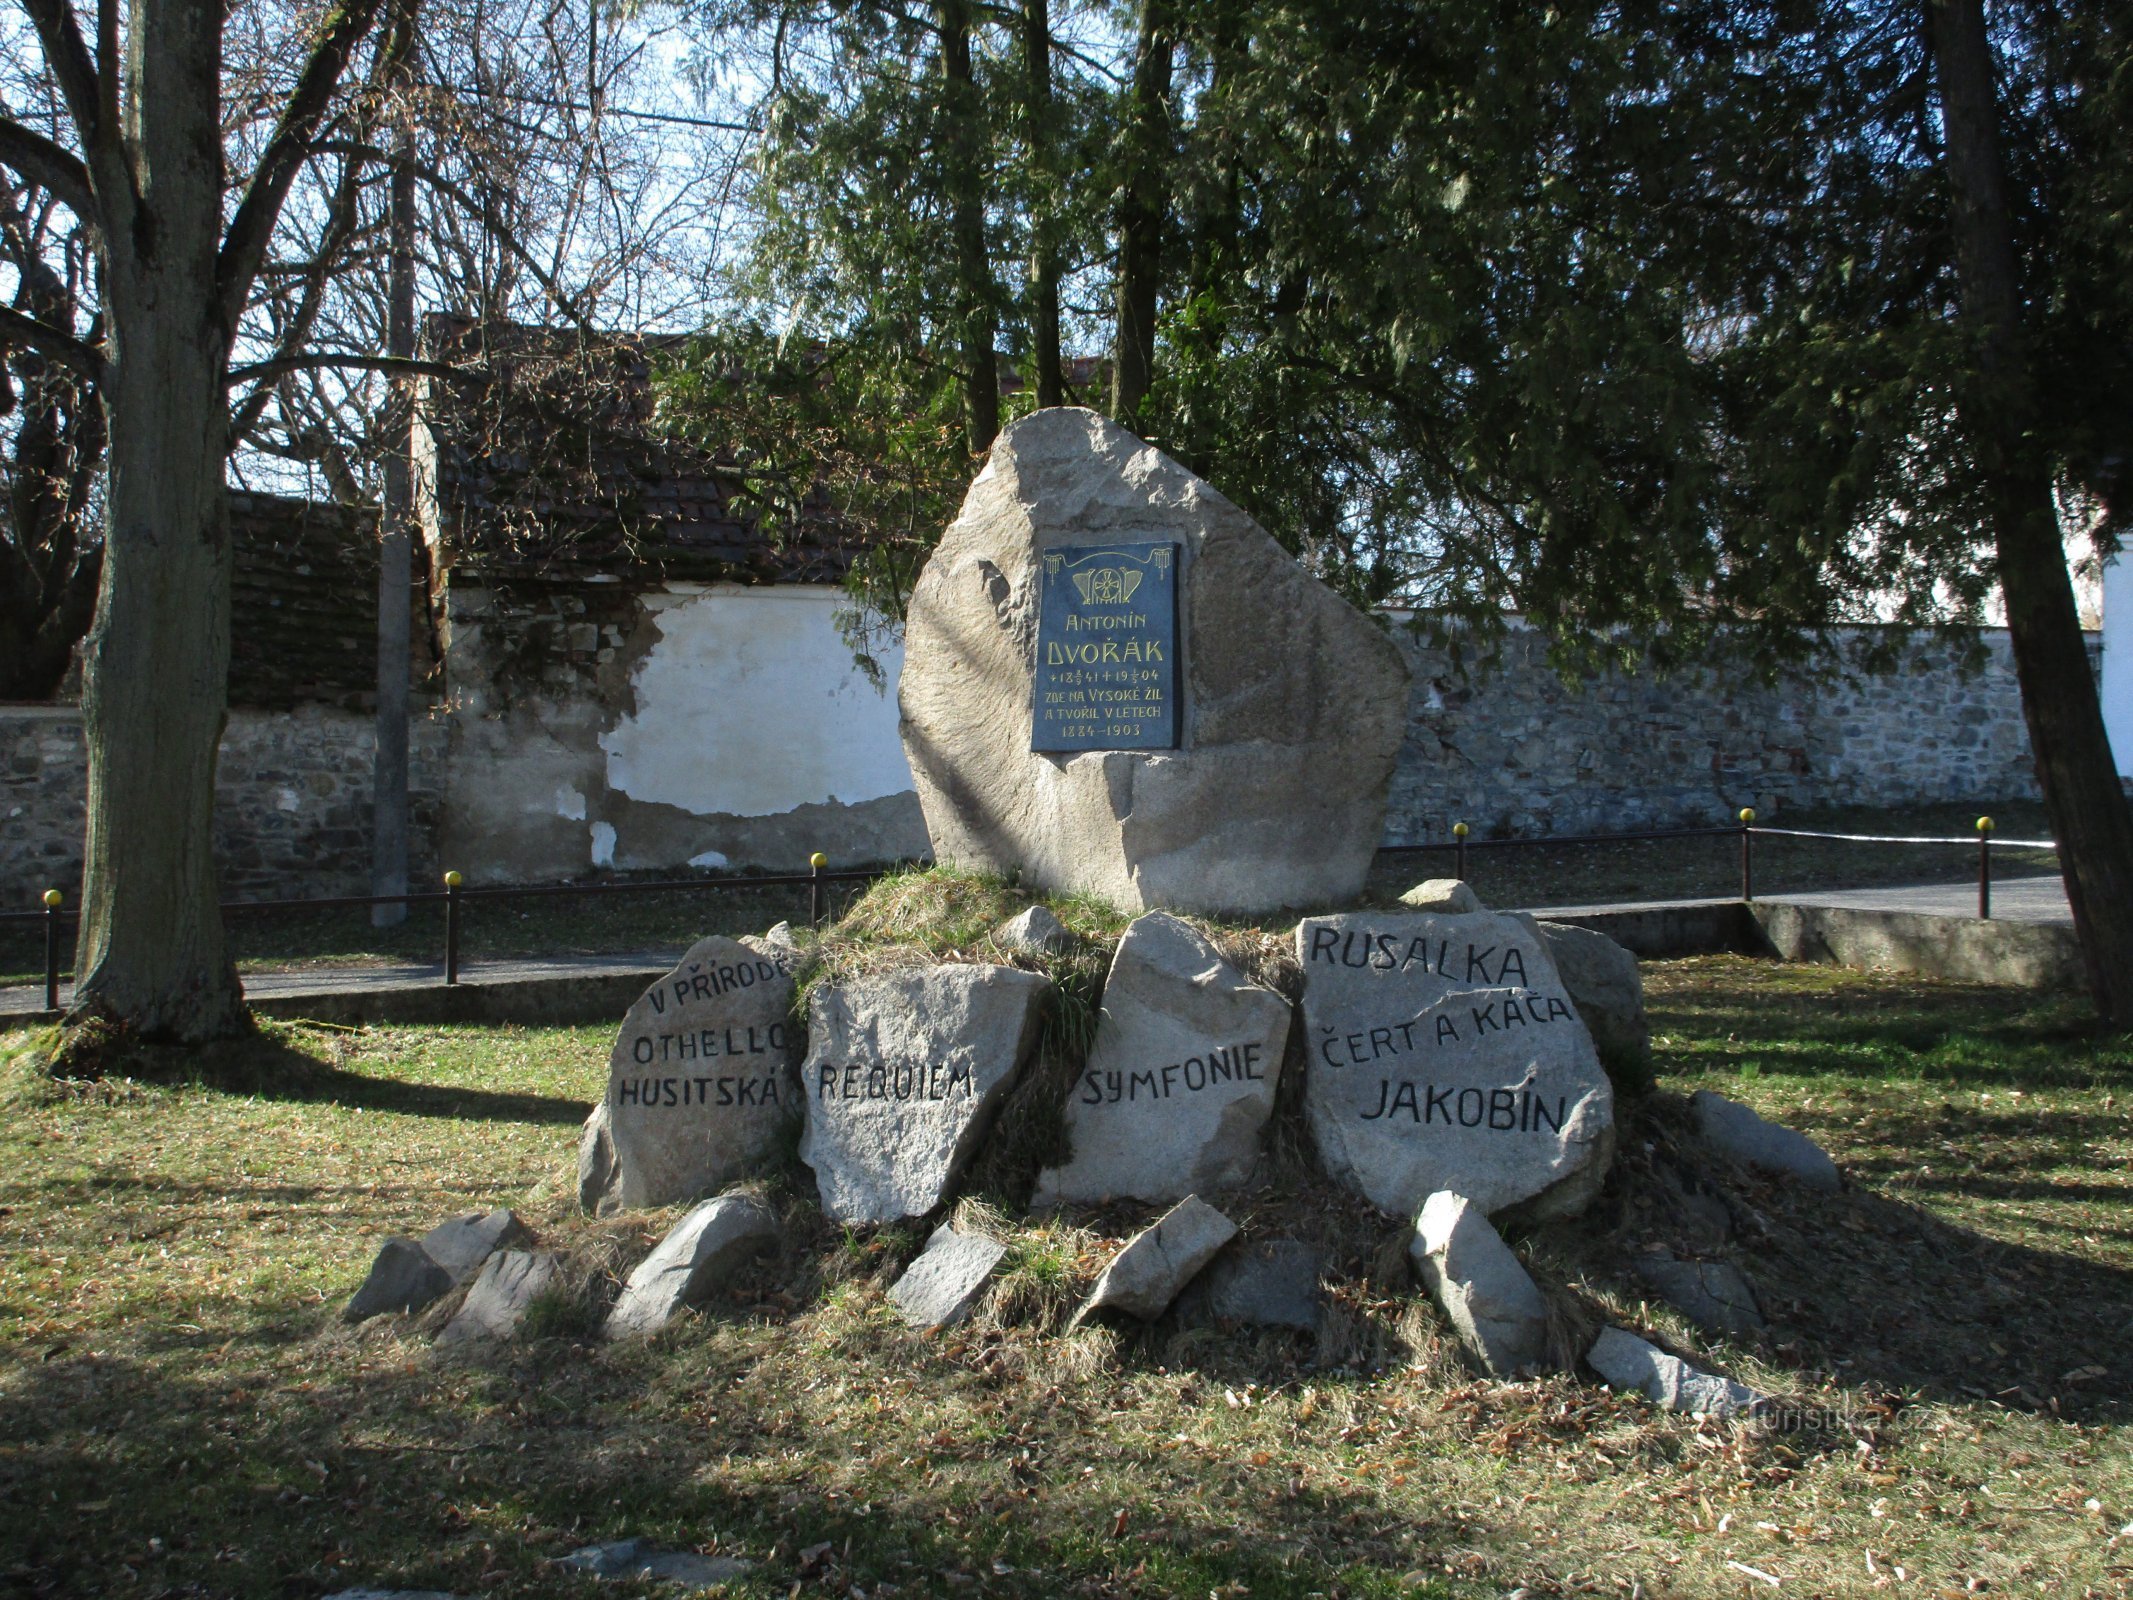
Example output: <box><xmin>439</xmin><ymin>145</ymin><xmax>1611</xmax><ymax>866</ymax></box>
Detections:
<box><xmin>1034</xmin><ymin>912</ymin><xmax>1292</xmax><ymax>1206</ymax></box>
<box><xmin>1297</xmin><ymin>909</ymin><xmax>1615</xmax><ymax>1219</ymax></box>
<box><xmin>899</xmin><ymin>407</ymin><xmax>1410</xmax><ymax>917</ymax></box>
<box><xmin>591</xmin><ymin>935</ymin><xmax>802</xmax><ymax>1212</ymax></box>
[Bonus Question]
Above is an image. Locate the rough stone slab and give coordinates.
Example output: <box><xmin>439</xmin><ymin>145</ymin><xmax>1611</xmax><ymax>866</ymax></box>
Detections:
<box><xmin>1178</xmin><ymin>1238</ymin><xmax>1322</xmax><ymax>1331</ymax></box>
<box><xmin>1518</xmin><ymin>918</ymin><xmax>1651</xmax><ymax>1081</ymax></box>
<box><xmin>1410</xmin><ymin>1191</ymin><xmax>1552</xmax><ymax>1377</ymax></box>
<box><xmin>344</xmin><ymin>1237</ymin><xmax>454</xmax><ymax>1323</ymax></box>
<box><xmin>994</xmin><ymin>905</ymin><xmax>1071</xmax><ymax>956</ymax></box>
<box><xmin>578</xmin><ymin>1100</ymin><xmax>620</xmax><ymax>1217</ymax></box>
<box><xmin>1399</xmin><ymin>879</ymin><xmax>1483</xmax><ymax>913</ymax></box>
<box><xmin>888</xmin><ymin>1227</ymin><xmax>1008</xmax><ymax>1329</ymax></box>
<box><xmin>596</xmin><ymin>935</ymin><xmax>801</xmax><ymax>1212</ymax></box>
<box><xmin>1072</xmin><ymin>1195</ymin><xmax>1237</xmax><ymax>1326</ymax></box>
<box><xmin>558</xmin><ymin>1539</ymin><xmax>754</xmax><ymax>1585</ymax></box>
<box><xmin>436</xmin><ymin>1250</ymin><xmax>565</xmax><ymax>1345</ymax></box>
<box><xmin>1297</xmin><ymin>910</ymin><xmax>1615</xmax><ymax>1219</ymax></box>
<box><xmin>1690</xmin><ymin>1090</ymin><xmax>1841</xmax><ymax>1192</ymax></box>
<box><xmin>603</xmin><ymin>1194</ymin><xmax>779</xmax><ymax>1340</ymax></box>
<box><xmin>799</xmin><ymin>964</ymin><xmax>1051</xmax><ymax>1224</ymax></box>
<box><xmin>1034</xmin><ymin>912</ymin><xmax>1292</xmax><ymax>1205</ymax></box>
<box><xmin>899</xmin><ymin>407</ymin><xmax>1410</xmax><ymax>917</ymax></box>
<box><xmin>1587</xmin><ymin>1325</ymin><xmax>1766</xmax><ymax>1416</ymax></box>
<box><xmin>324</xmin><ymin>1590</ymin><xmax>468</xmax><ymax>1599</ymax></box>
<box><xmin>1633</xmin><ymin>1253</ymin><xmax>1765</xmax><ymax>1337</ymax></box>
<box><xmin>418</xmin><ymin>1208</ymin><xmax>531</xmax><ymax>1284</ymax></box>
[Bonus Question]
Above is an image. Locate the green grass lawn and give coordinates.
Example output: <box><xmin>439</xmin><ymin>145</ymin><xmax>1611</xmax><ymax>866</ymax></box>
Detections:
<box><xmin>2</xmin><ymin>957</ymin><xmax>2129</xmax><ymax>1598</ymax></box>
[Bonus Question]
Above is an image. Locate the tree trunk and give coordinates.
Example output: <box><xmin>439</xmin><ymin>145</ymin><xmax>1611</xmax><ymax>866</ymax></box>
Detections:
<box><xmin>1928</xmin><ymin>0</ymin><xmax>2133</xmax><ymax>1027</ymax></box>
<box><xmin>939</xmin><ymin>0</ymin><xmax>998</xmax><ymax>454</ymax></box>
<box><xmin>1111</xmin><ymin>0</ymin><xmax>1172</xmax><ymax>422</ymax></box>
<box><xmin>373</xmin><ymin>0</ymin><xmax>419</xmax><ymax>928</ymax></box>
<box><xmin>1022</xmin><ymin>0</ymin><xmax>1063</xmax><ymax>409</ymax></box>
<box><xmin>72</xmin><ymin>0</ymin><xmax>246</xmax><ymax>1041</ymax></box>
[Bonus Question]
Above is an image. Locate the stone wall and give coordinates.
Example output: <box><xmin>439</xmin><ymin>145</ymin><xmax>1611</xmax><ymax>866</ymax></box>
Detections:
<box><xmin>1385</xmin><ymin>623</ymin><xmax>2046</xmax><ymax>843</ymax></box>
<box><xmin>0</xmin><ymin>705</ymin><xmax>445</xmax><ymax>906</ymax></box>
<box><xmin>2</xmin><ymin>613</ymin><xmax>2078</xmax><ymax>906</ymax></box>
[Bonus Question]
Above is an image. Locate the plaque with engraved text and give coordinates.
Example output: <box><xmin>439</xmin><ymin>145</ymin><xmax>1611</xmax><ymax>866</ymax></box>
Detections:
<box><xmin>1030</xmin><ymin>540</ymin><xmax>1180</xmax><ymax>753</ymax></box>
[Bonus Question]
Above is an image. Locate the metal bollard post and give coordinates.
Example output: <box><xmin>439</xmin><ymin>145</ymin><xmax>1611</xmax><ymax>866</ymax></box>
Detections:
<box><xmin>443</xmin><ymin>871</ymin><xmax>463</xmax><ymax>985</ymax></box>
<box><xmin>1452</xmin><ymin>820</ymin><xmax>1469</xmax><ymax>882</ymax></box>
<box><xmin>1738</xmin><ymin>808</ymin><xmax>1756</xmax><ymax>902</ymax></box>
<box><xmin>42</xmin><ymin>889</ymin><xmax>62</xmax><ymax>1012</ymax></box>
<box><xmin>809</xmin><ymin>852</ymin><xmax>827</xmax><ymax>929</ymax></box>
<box><xmin>1977</xmin><ymin>816</ymin><xmax>1995</xmax><ymax>920</ymax></box>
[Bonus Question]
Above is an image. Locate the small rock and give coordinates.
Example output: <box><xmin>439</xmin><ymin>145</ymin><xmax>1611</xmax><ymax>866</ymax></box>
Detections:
<box><xmin>1690</xmin><ymin>1091</ymin><xmax>1841</xmax><ymax>1191</ymax></box>
<box><xmin>1587</xmin><ymin>1325</ymin><xmax>1766</xmax><ymax>1416</ymax></box>
<box><xmin>1071</xmin><ymin>1195</ymin><xmax>1237</xmax><ymax>1327</ymax></box>
<box><xmin>1178</xmin><ymin>1238</ymin><xmax>1322</xmax><ymax>1331</ymax></box>
<box><xmin>888</xmin><ymin>1227</ymin><xmax>1008</xmax><ymax>1329</ymax></box>
<box><xmin>1632</xmin><ymin>1252</ymin><xmax>1765</xmax><ymax>1337</ymax></box>
<box><xmin>994</xmin><ymin>905</ymin><xmax>1072</xmax><ymax>956</ymax></box>
<box><xmin>800</xmin><ymin>963</ymin><xmax>1052</xmax><ymax>1224</ymax></box>
<box><xmin>1527</xmin><ymin>919</ymin><xmax>1652</xmax><ymax>1091</ymax></box>
<box><xmin>603</xmin><ymin>1194</ymin><xmax>779</xmax><ymax>1340</ymax></box>
<box><xmin>559</xmin><ymin>1539</ymin><xmax>754</xmax><ymax>1585</ymax></box>
<box><xmin>344</xmin><ymin>1238</ymin><xmax>453</xmax><ymax>1323</ymax></box>
<box><xmin>755</xmin><ymin>922</ymin><xmax>804</xmax><ymax>960</ymax></box>
<box><xmin>1410</xmin><ymin>1191</ymin><xmax>1553</xmax><ymax>1378</ymax></box>
<box><xmin>436</xmin><ymin>1250</ymin><xmax>565</xmax><ymax>1344</ymax></box>
<box><xmin>418</xmin><ymin>1208</ymin><xmax>532</xmax><ymax>1284</ymax></box>
<box><xmin>1034</xmin><ymin>912</ymin><xmax>1292</xmax><ymax>1206</ymax></box>
<box><xmin>1399</xmin><ymin>878</ymin><xmax>1483</xmax><ymax>913</ymax></box>
<box><xmin>578</xmin><ymin>1100</ymin><xmax>620</xmax><ymax>1217</ymax></box>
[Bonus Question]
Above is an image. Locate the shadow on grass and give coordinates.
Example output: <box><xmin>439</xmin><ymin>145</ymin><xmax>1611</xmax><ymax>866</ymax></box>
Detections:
<box><xmin>0</xmin><ymin>1335</ymin><xmax>1479</xmax><ymax>1600</ymax></box>
<box><xmin>37</xmin><ymin>1030</ymin><xmax>594</xmax><ymax>1128</ymax></box>
<box><xmin>1646</xmin><ymin>963</ymin><xmax>2131</xmax><ymax>1090</ymax></box>
<box><xmin>1569</xmin><ymin>1092</ymin><xmax>2133</xmax><ymax>1427</ymax></box>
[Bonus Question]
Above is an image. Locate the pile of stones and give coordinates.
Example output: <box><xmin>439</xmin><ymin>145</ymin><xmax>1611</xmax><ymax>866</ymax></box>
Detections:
<box><xmin>345</xmin><ymin>878</ymin><xmax>1842</xmax><ymax>1419</ymax></box>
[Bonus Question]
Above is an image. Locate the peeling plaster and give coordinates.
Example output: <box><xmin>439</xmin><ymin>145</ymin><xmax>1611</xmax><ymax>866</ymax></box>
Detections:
<box><xmin>590</xmin><ymin>820</ymin><xmax>617</xmax><ymax>868</ymax></box>
<box><xmin>554</xmin><ymin>785</ymin><xmax>587</xmax><ymax>820</ymax></box>
<box><xmin>598</xmin><ymin>585</ymin><xmax>914</xmax><ymax>818</ymax></box>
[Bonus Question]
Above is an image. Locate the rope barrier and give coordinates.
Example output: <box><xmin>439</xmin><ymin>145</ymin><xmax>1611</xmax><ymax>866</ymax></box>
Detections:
<box><xmin>1749</xmin><ymin>827</ymin><xmax>2058</xmax><ymax>849</ymax></box>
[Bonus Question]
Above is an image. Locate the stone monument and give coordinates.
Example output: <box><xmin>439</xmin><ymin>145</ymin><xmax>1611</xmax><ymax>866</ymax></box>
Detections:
<box><xmin>899</xmin><ymin>407</ymin><xmax>1410</xmax><ymax>916</ymax></box>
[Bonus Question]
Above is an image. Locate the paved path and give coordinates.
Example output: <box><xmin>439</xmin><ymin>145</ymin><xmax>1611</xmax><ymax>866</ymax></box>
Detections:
<box><xmin>0</xmin><ymin>949</ymin><xmax>682</xmax><ymax>1020</ymax></box>
<box><xmin>1763</xmin><ymin>873</ymin><xmax>2070</xmax><ymax>924</ymax></box>
<box><xmin>0</xmin><ymin>875</ymin><xmax>2073</xmax><ymax>1020</ymax></box>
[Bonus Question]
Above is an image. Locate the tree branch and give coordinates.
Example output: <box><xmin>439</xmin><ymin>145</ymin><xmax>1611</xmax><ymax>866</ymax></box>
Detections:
<box><xmin>0</xmin><ymin>304</ymin><xmax>103</xmax><ymax>382</ymax></box>
<box><xmin>16</xmin><ymin>0</ymin><xmax>103</xmax><ymax>161</ymax></box>
<box><xmin>224</xmin><ymin>351</ymin><xmax>473</xmax><ymax>385</ymax></box>
<box><xmin>0</xmin><ymin>117</ymin><xmax>97</xmax><ymax>224</ymax></box>
<box><xmin>304</xmin><ymin>138</ymin><xmax>599</xmax><ymax>331</ymax></box>
<box><xmin>217</xmin><ymin>0</ymin><xmax>390</xmax><ymax>329</ymax></box>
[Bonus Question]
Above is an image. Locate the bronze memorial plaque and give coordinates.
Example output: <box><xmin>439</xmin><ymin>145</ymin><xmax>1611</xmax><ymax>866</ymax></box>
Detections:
<box><xmin>1030</xmin><ymin>540</ymin><xmax>1180</xmax><ymax>753</ymax></box>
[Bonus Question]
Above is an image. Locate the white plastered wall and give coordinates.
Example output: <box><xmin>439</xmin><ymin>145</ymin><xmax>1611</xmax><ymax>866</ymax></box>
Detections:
<box><xmin>599</xmin><ymin>583</ymin><xmax>914</xmax><ymax>822</ymax></box>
